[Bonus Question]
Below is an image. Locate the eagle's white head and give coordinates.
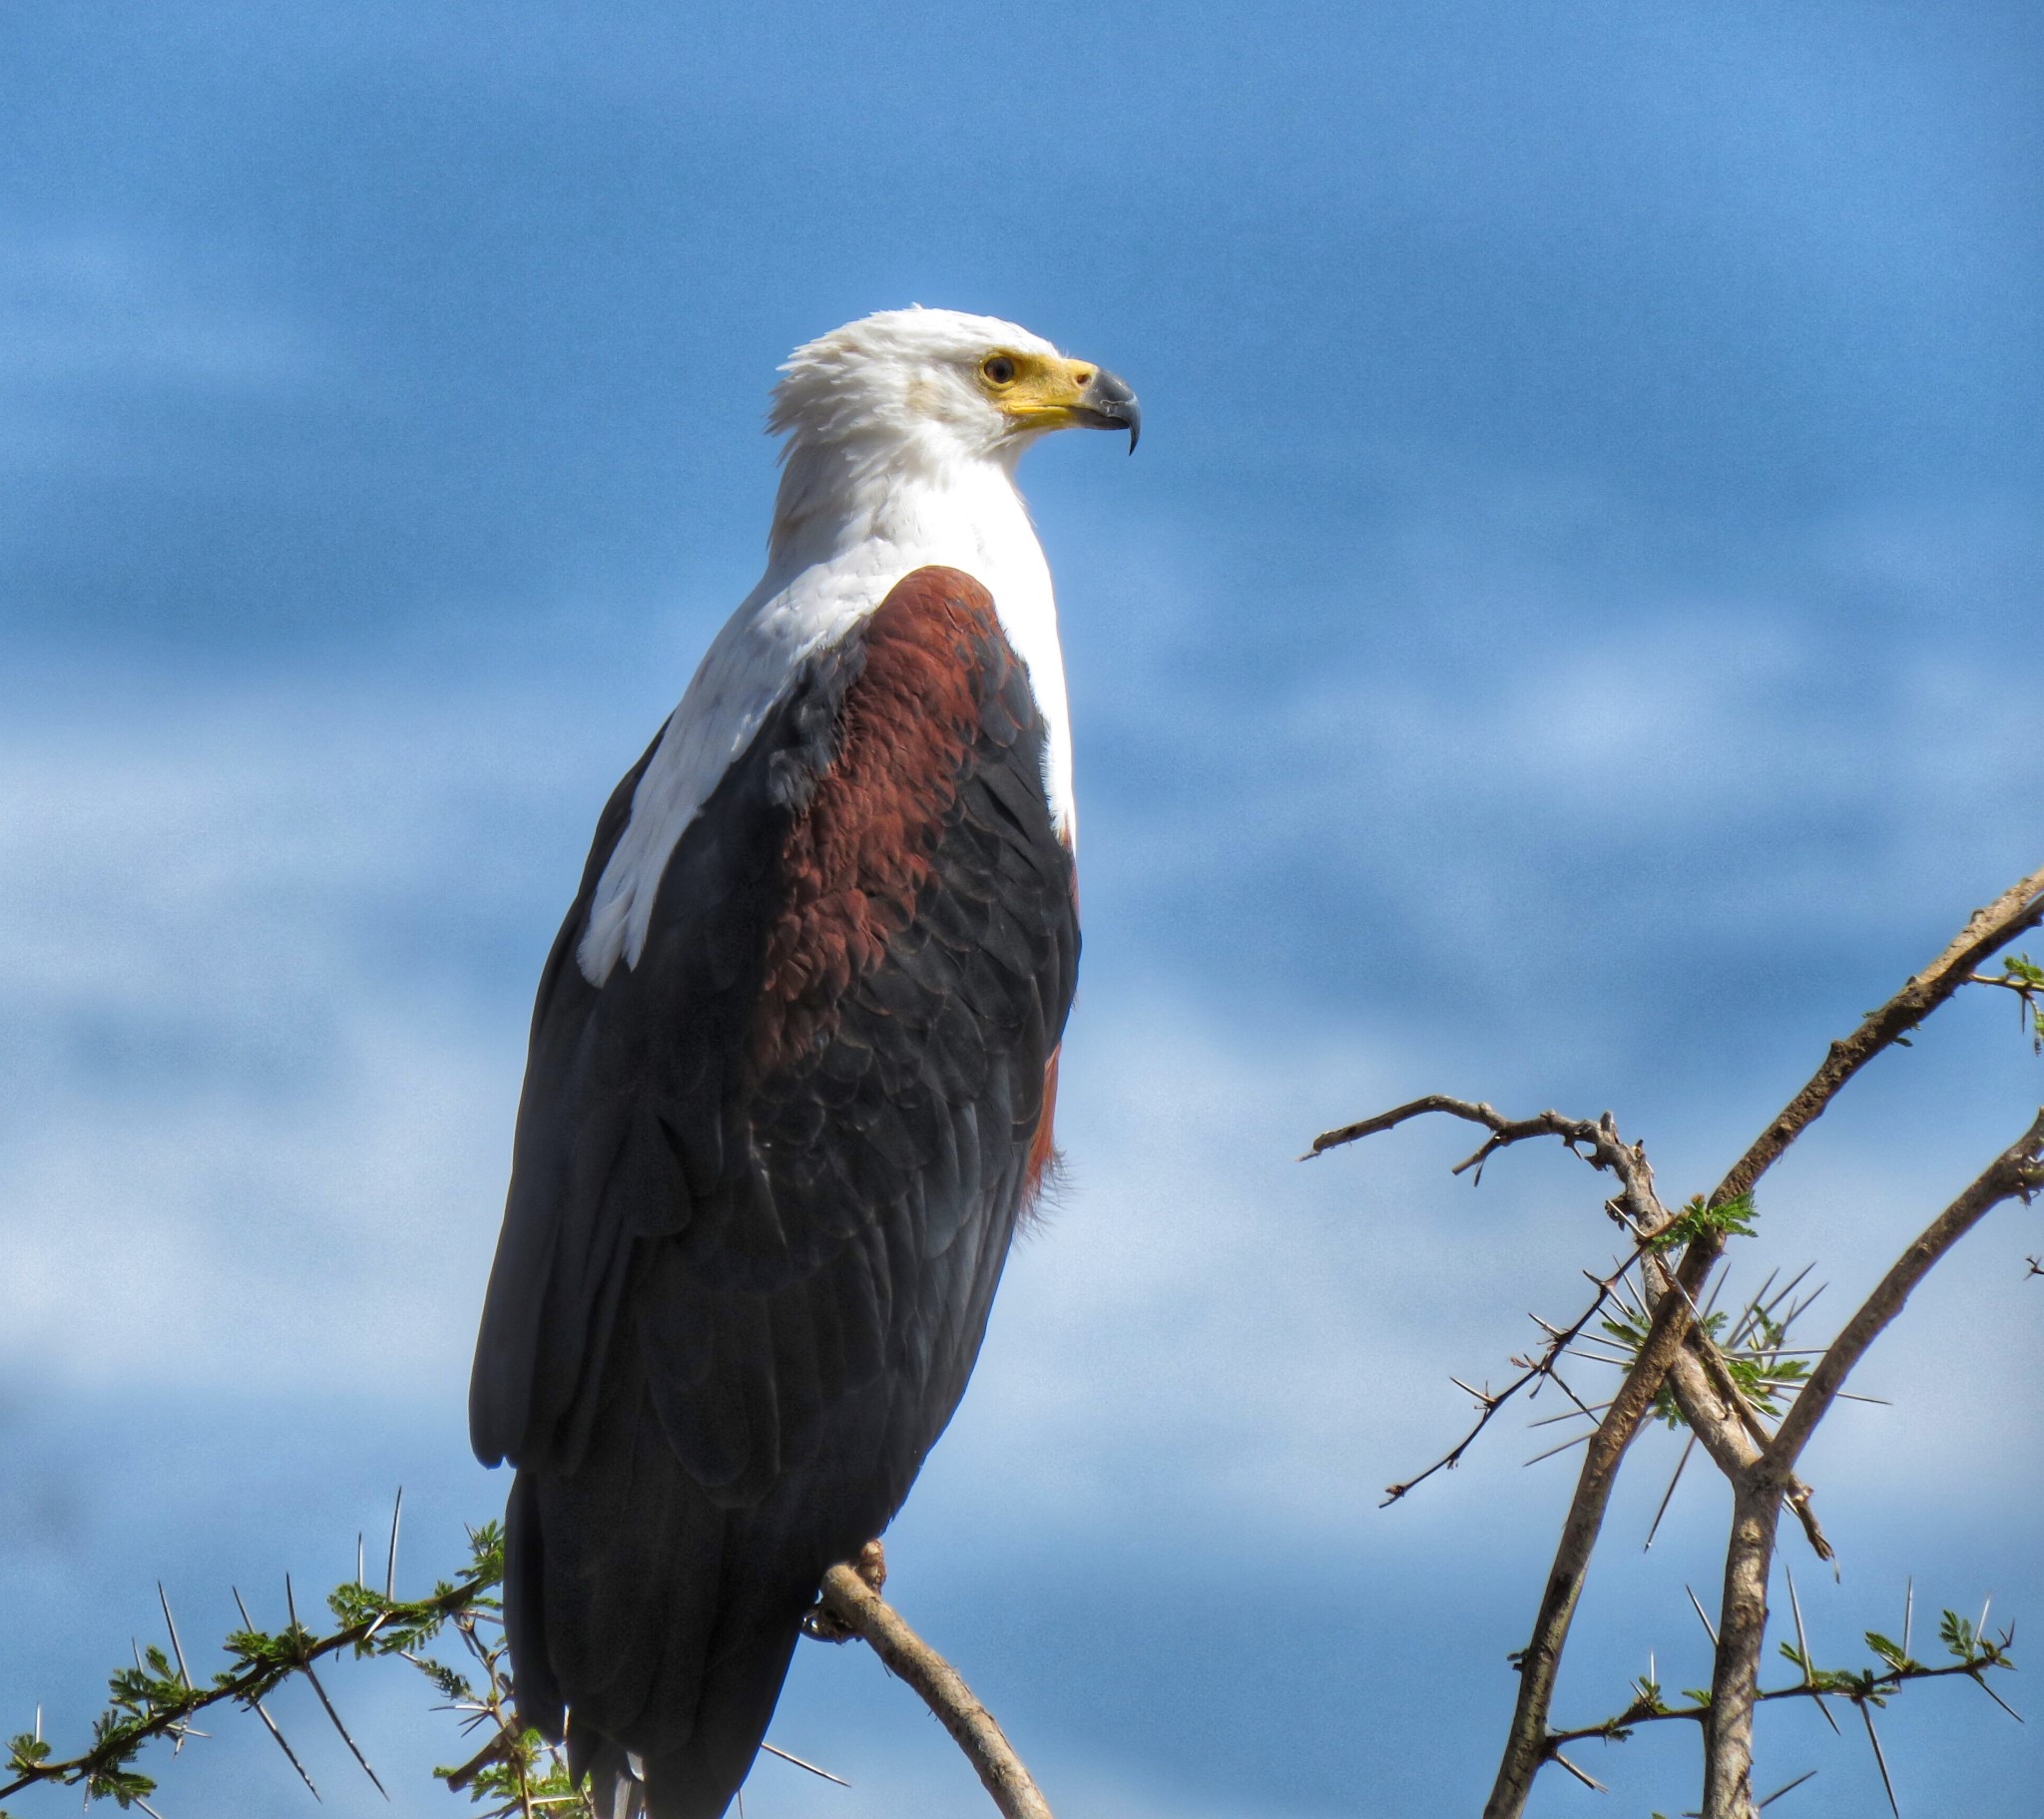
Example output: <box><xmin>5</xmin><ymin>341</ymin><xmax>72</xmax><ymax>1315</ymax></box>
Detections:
<box><xmin>768</xmin><ymin>307</ymin><xmax>1139</xmax><ymax>471</ymax></box>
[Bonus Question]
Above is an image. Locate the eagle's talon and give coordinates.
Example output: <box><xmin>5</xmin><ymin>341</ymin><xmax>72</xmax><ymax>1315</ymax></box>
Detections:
<box><xmin>800</xmin><ymin>1607</ymin><xmax>854</xmax><ymax>1643</ymax></box>
<box><xmin>850</xmin><ymin>1538</ymin><xmax>887</xmax><ymax>1593</ymax></box>
<box><xmin>801</xmin><ymin>1540</ymin><xmax>887</xmax><ymax>1643</ymax></box>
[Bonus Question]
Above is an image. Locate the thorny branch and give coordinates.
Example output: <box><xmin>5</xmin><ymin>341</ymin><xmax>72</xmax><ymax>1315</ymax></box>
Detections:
<box><xmin>4</xmin><ymin>1515</ymin><xmax>1054</xmax><ymax>1819</ymax></box>
<box><xmin>1308</xmin><ymin>1097</ymin><xmax>1834</xmax><ymax>1810</ymax></box>
<box><xmin>1308</xmin><ymin>1097</ymin><xmax>1827</xmax><ymax>1546</ymax></box>
<box><xmin>1</xmin><ymin>1499</ymin><xmax>499</xmax><ymax>1816</ymax></box>
<box><xmin>1376</xmin><ymin>1252</ymin><xmax>1632</xmax><ymax>1506</ymax></box>
<box><xmin>427</xmin><ymin>1604</ymin><xmax>597</xmax><ymax>1819</ymax></box>
<box><xmin>1309</xmin><ymin>860</ymin><xmax>2044</xmax><ymax>1819</ymax></box>
<box><xmin>1546</xmin><ymin>1604</ymin><xmax>2019</xmax><ymax>1755</ymax></box>
<box><xmin>1701</xmin><ymin>1107</ymin><xmax>2044</xmax><ymax>1819</ymax></box>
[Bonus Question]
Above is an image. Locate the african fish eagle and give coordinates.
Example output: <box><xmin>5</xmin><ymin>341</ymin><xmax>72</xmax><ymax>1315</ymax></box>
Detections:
<box><xmin>469</xmin><ymin>307</ymin><xmax>1138</xmax><ymax>1819</ymax></box>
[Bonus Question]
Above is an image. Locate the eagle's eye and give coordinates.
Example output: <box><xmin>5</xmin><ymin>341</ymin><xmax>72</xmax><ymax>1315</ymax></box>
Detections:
<box><xmin>981</xmin><ymin>354</ymin><xmax>1018</xmax><ymax>386</ymax></box>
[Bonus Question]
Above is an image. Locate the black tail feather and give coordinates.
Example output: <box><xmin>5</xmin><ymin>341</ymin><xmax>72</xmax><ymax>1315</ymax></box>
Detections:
<box><xmin>505</xmin><ymin>1471</ymin><xmax>564</xmax><ymax>1741</ymax></box>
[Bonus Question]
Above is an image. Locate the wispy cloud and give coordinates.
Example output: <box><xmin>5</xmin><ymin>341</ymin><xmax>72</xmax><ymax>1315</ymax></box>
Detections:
<box><xmin>6</xmin><ymin>656</ymin><xmax>2031</xmax><ymax>1570</ymax></box>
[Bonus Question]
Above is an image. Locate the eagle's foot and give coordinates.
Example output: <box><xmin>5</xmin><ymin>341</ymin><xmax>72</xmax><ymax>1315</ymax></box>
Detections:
<box><xmin>802</xmin><ymin>1539</ymin><xmax>886</xmax><ymax>1642</ymax></box>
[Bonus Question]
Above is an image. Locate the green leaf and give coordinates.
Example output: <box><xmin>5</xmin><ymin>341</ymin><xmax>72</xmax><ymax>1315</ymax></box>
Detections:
<box><xmin>1649</xmin><ymin>1192</ymin><xmax>1759</xmax><ymax>1252</ymax></box>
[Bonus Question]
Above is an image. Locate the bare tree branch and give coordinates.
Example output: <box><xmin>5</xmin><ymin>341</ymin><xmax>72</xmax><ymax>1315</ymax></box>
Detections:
<box><xmin>1766</xmin><ymin>1109</ymin><xmax>2044</xmax><ymax>1474</ymax></box>
<box><xmin>1712</xmin><ymin>865</ymin><xmax>2044</xmax><ymax>1210</ymax></box>
<box><xmin>1659</xmin><ymin>1342</ymin><xmax>1830</xmax><ymax>1562</ymax></box>
<box><xmin>1308</xmin><ymin>1098</ymin><xmax>1672</xmax><ymax>1235</ymax></box>
<box><xmin>1700</xmin><ymin>1109</ymin><xmax>2044</xmax><ymax>1819</ymax></box>
<box><xmin>1305</xmin><ymin>1094</ymin><xmax>1834</xmax><ymax>1813</ymax></box>
<box><xmin>1310</xmin><ymin>1094</ymin><xmax>1832</xmax><ymax>1551</ymax></box>
<box><xmin>1503</xmin><ymin>866</ymin><xmax>2044</xmax><ymax>1819</ymax></box>
<box><xmin>1313</xmin><ymin>864</ymin><xmax>2044</xmax><ymax>1819</ymax></box>
<box><xmin>816</xmin><ymin>1561</ymin><xmax>1054</xmax><ymax>1819</ymax></box>
<box><xmin>1480</xmin><ymin>1279</ymin><xmax>1700</xmax><ymax>1818</ymax></box>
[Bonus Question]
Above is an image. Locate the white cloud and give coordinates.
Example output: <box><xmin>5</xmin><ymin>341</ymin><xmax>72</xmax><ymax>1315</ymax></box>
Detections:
<box><xmin>0</xmin><ymin>672</ymin><xmax>576</xmax><ymax>1400</ymax></box>
<box><xmin>1076</xmin><ymin>479</ymin><xmax>2044</xmax><ymax>1018</ymax></box>
<box><xmin>3</xmin><ymin>647</ymin><xmax>2035</xmax><ymax>1547</ymax></box>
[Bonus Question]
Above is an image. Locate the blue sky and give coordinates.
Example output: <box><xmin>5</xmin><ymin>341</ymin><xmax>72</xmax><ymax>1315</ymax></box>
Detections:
<box><xmin>4</xmin><ymin>4</ymin><xmax>2041</xmax><ymax>1815</ymax></box>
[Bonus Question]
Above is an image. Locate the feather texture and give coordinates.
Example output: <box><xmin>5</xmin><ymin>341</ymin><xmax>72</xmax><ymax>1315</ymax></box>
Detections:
<box><xmin>471</xmin><ymin>567</ymin><xmax>1078</xmax><ymax>1819</ymax></box>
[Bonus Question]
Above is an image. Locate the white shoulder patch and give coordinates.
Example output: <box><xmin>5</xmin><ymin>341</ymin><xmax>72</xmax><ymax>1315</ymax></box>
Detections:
<box><xmin>575</xmin><ymin>565</ymin><xmax>877</xmax><ymax>987</ymax></box>
<box><xmin>577</xmin><ymin>456</ymin><xmax>1073</xmax><ymax>989</ymax></box>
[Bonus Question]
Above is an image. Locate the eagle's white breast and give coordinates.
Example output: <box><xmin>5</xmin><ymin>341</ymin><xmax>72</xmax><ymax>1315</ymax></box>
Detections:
<box><xmin>576</xmin><ymin>459</ymin><xmax>1072</xmax><ymax>988</ymax></box>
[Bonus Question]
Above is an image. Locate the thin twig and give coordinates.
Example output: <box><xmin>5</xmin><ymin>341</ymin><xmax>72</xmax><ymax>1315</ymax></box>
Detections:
<box><xmin>1687</xmin><ymin>1584</ymin><xmax>1719</xmax><ymax>1647</ymax></box>
<box><xmin>1644</xmin><ymin>1434</ymin><xmax>1698</xmax><ymax>1552</ymax></box>
<box><xmin>1758</xmin><ymin>1767</ymin><xmax>1818</xmax><ymax>1807</ymax></box>
<box><xmin>1382</xmin><ymin>1257</ymin><xmax>1637</xmax><ymax>1504</ymax></box>
<box><xmin>385</xmin><ymin>1487</ymin><xmax>404</xmax><ymax>1601</ymax></box>
<box><xmin>1859</xmin><ymin>1701</ymin><xmax>1900</xmax><ymax>1819</ymax></box>
<box><xmin>760</xmin><ymin>1741</ymin><xmax>851</xmax><ymax>1787</ymax></box>
<box><xmin>1308</xmin><ymin>1098</ymin><xmax>1674</xmax><ymax>1238</ymax></box>
<box><xmin>1543</xmin><ymin>1648</ymin><xmax>2018</xmax><ymax>1749</ymax></box>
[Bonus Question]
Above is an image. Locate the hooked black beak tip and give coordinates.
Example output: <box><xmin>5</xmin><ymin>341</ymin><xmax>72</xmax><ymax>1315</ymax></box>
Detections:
<box><xmin>1077</xmin><ymin>366</ymin><xmax>1140</xmax><ymax>454</ymax></box>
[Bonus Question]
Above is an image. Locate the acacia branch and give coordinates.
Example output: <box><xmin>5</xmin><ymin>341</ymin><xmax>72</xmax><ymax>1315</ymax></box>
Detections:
<box><xmin>1546</xmin><ymin>1636</ymin><xmax>2019</xmax><ymax>1753</ymax></box>
<box><xmin>1312</xmin><ymin>865</ymin><xmax>2044</xmax><ymax>1819</ymax></box>
<box><xmin>1306</xmin><ymin>1092</ymin><xmax>1835</xmax><ymax>1804</ymax></box>
<box><xmin>1657</xmin><ymin>1339</ymin><xmax>1830</xmax><ymax>1562</ymax></box>
<box><xmin>1633</xmin><ymin>1256</ymin><xmax>1832</xmax><ymax>1560</ymax></box>
<box><xmin>1481</xmin><ymin>1277</ymin><xmax>1705</xmax><ymax>1817</ymax></box>
<box><xmin>1310</xmin><ymin>1099</ymin><xmax>1740</xmax><ymax>1523</ymax></box>
<box><xmin>1701</xmin><ymin>1110</ymin><xmax>2044</xmax><ymax>1818</ymax></box>
<box><xmin>1766</xmin><ymin>1109</ymin><xmax>2044</xmax><ymax>1474</ymax></box>
<box><xmin>1381</xmin><ymin>1259</ymin><xmax>1632</xmax><ymax>1505</ymax></box>
<box><xmin>1308</xmin><ymin>1098</ymin><xmax>1673</xmax><ymax>1236</ymax></box>
<box><xmin>817</xmin><ymin>1563</ymin><xmax>1053</xmax><ymax>1819</ymax></box>
<box><xmin>1305</xmin><ymin>1097</ymin><xmax>1815</xmax><ymax>1815</ymax></box>
<box><xmin>0</xmin><ymin>1562</ymin><xmax>496</xmax><ymax>1807</ymax></box>
<box><xmin>434</xmin><ymin>1608</ymin><xmax>598</xmax><ymax>1818</ymax></box>
<box><xmin>1713</xmin><ymin>865</ymin><xmax>2044</xmax><ymax>1210</ymax></box>
<box><xmin>6</xmin><ymin>1526</ymin><xmax>1048</xmax><ymax>1819</ymax></box>
<box><xmin>1314</xmin><ymin>1097</ymin><xmax>1830</xmax><ymax>1548</ymax></box>
<box><xmin>1503</xmin><ymin>865</ymin><xmax>2043</xmax><ymax>1819</ymax></box>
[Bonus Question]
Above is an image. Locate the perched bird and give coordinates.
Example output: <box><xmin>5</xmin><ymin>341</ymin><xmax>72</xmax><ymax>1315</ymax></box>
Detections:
<box><xmin>469</xmin><ymin>307</ymin><xmax>1138</xmax><ymax>1819</ymax></box>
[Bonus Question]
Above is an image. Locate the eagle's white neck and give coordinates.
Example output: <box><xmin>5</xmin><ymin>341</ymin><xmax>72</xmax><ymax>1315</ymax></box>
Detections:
<box><xmin>574</xmin><ymin>433</ymin><xmax>1075</xmax><ymax>987</ymax></box>
<box><xmin>766</xmin><ymin>432</ymin><xmax>1073</xmax><ymax>807</ymax></box>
